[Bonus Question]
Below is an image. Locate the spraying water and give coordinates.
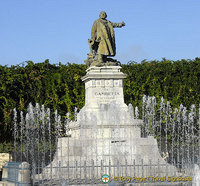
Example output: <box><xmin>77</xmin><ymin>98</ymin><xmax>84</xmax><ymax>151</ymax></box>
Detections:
<box><xmin>12</xmin><ymin>95</ymin><xmax>199</xmax><ymax>184</ymax></box>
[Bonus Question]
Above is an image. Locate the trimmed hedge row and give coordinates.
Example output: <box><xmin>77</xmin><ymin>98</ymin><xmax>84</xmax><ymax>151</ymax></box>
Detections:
<box><xmin>0</xmin><ymin>58</ymin><xmax>200</xmax><ymax>144</ymax></box>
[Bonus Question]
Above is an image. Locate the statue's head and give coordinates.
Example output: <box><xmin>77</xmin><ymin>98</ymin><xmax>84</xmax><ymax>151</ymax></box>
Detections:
<box><xmin>99</xmin><ymin>11</ymin><xmax>107</xmax><ymax>19</ymax></box>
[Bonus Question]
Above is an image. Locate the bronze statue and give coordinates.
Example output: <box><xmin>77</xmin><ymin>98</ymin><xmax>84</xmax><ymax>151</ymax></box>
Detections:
<box><xmin>85</xmin><ymin>11</ymin><xmax>125</xmax><ymax>67</ymax></box>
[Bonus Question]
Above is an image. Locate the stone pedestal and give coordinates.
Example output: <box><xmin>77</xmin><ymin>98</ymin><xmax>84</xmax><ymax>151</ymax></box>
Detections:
<box><xmin>82</xmin><ymin>66</ymin><xmax>127</xmax><ymax>107</ymax></box>
<box><xmin>67</xmin><ymin>66</ymin><xmax>171</xmax><ymax>165</ymax></box>
<box><xmin>74</xmin><ymin>66</ymin><xmax>134</xmax><ymax>127</ymax></box>
<box><xmin>37</xmin><ymin>66</ymin><xmax>177</xmax><ymax>181</ymax></box>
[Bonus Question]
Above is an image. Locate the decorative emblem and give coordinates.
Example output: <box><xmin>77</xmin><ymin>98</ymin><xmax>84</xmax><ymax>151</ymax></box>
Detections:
<box><xmin>101</xmin><ymin>174</ymin><xmax>110</xmax><ymax>183</ymax></box>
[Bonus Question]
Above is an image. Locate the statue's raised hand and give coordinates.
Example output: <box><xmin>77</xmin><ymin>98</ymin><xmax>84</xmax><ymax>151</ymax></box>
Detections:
<box><xmin>121</xmin><ymin>21</ymin><xmax>125</xmax><ymax>27</ymax></box>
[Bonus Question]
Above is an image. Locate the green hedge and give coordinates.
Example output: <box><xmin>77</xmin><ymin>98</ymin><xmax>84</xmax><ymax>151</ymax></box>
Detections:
<box><xmin>122</xmin><ymin>58</ymin><xmax>200</xmax><ymax>109</ymax></box>
<box><xmin>0</xmin><ymin>58</ymin><xmax>200</xmax><ymax>145</ymax></box>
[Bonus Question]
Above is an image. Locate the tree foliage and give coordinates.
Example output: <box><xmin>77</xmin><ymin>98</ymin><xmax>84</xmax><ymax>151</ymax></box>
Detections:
<box><xmin>0</xmin><ymin>60</ymin><xmax>87</xmax><ymax>144</ymax></box>
<box><xmin>0</xmin><ymin>58</ymin><xmax>200</xmax><ymax>146</ymax></box>
<box><xmin>122</xmin><ymin>58</ymin><xmax>200</xmax><ymax>110</ymax></box>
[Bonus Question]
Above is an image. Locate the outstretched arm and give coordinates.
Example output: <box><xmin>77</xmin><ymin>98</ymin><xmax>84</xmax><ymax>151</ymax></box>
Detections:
<box><xmin>111</xmin><ymin>21</ymin><xmax>125</xmax><ymax>28</ymax></box>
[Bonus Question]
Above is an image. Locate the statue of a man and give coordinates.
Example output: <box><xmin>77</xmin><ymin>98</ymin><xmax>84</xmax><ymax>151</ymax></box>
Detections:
<box><xmin>85</xmin><ymin>11</ymin><xmax>125</xmax><ymax>66</ymax></box>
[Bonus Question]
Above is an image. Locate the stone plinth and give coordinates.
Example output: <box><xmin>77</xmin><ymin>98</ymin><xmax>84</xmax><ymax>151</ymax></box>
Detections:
<box><xmin>81</xmin><ymin>66</ymin><xmax>127</xmax><ymax>108</ymax></box>
<box><xmin>76</xmin><ymin>66</ymin><xmax>130</xmax><ymax>127</ymax></box>
<box><xmin>37</xmin><ymin>65</ymin><xmax>177</xmax><ymax>181</ymax></box>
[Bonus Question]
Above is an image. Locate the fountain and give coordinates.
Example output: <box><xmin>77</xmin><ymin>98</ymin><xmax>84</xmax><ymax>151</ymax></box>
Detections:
<box><xmin>5</xmin><ymin>69</ymin><xmax>199</xmax><ymax>185</ymax></box>
<box><xmin>1</xmin><ymin>11</ymin><xmax>199</xmax><ymax>185</ymax></box>
<box><xmin>193</xmin><ymin>164</ymin><xmax>200</xmax><ymax>186</ymax></box>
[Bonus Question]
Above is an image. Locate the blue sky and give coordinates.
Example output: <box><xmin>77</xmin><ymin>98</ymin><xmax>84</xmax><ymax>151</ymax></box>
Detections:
<box><xmin>0</xmin><ymin>0</ymin><xmax>199</xmax><ymax>66</ymax></box>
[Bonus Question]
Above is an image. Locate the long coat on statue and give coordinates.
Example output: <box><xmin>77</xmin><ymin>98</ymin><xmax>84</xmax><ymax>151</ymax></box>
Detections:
<box><xmin>91</xmin><ymin>18</ymin><xmax>122</xmax><ymax>56</ymax></box>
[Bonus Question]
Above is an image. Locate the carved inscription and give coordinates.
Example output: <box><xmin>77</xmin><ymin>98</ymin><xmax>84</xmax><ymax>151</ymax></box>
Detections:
<box><xmin>95</xmin><ymin>92</ymin><xmax>120</xmax><ymax>96</ymax></box>
<box><xmin>94</xmin><ymin>90</ymin><xmax>120</xmax><ymax>104</ymax></box>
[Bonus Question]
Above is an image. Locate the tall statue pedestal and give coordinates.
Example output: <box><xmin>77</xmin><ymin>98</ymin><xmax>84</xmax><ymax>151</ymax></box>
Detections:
<box><xmin>66</xmin><ymin>66</ymin><xmax>169</xmax><ymax>165</ymax></box>
<box><xmin>82</xmin><ymin>66</ymin><xmax>127</xmax><ymax>108</ymax></box>
<box><xmin>37</xmin><ymin>66</ymin><xmax>177</xmax><ymax>181</ymax></box>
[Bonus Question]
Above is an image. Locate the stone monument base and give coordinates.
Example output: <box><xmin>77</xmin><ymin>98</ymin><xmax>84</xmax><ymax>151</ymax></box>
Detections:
<box><xmin>36</xmin><ymin>66</ymin><xmax>178</xmax><ymax>181</ymax></box>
